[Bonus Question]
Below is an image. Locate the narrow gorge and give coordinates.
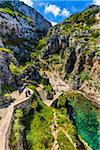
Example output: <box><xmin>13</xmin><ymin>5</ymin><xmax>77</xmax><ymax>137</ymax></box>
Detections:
<box><xmin>0</xmin><ymin>1</ymin><xmax>100</xmax><ymax>150</ymax></box>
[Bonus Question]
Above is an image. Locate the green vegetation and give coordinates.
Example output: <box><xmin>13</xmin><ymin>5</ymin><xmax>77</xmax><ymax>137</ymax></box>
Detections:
<box><xmin>9</xmin><ymin>62</ymin><xmax>22</xmax><ymax>76</ymax></box>
<box><xmin>0</xmin><ymin>7</ymin><xmax>33</xmax><ymax>23</ymax></box>
<box><xmin>30</xmin><ymin>50</ymin><xmax>41</xmax><ymax>61</ymax></box>
<box><xmin>79</xmin><ymin>71</ymin><xmax>90</xmax><ymax>82</ymax></box>
<box><xmin>58</xmin><ymin>131</ymin><xmax>76</xmax><ymax>150</ymax></box>
<box><xmin>0</xmin><ymin>7</ymin><xmax>14</xmax><ymax>16</ymax></box>
<box><xmin>53</xmin><ymin>95</ymin><xmax>78</xmax><ymax>144</ymax></box>
<box><xmin>9</xmin><ymin>62</ymin><xmax>32</xmax><ymax>76</ymax></box>
<box><xmin>25</xmin><ymin>92</ymin><xmax>53</xmax><ymax>150</ymax></box>
<box><xmin>0</xmin><ymin>47</ymin><xmax>12</xmax><ymax>54</ymax></box>
<box><xmin>24</xmin><ymin>91</ymin><xmax>82</xmax><ymax>150</ymax></box>
<box><xmin>0</xmin><ymin>3</ymin><xmax>99</xmax><ymax>150</ymax></box>
<box><xmin>9</xmin><ymin>109</ymin><xmax>23</xmax><ymax>150</ymax></box>
<box><xmin>23</xmin><ymin>89</ymin><xmax>88</xmax><ymax>150</ymax></box>
<box><xmin>47</xmin><ymin>54</ymin><xmax>60</xmax><ymax>64</ymax></box>
<box><xmin>30</xmin><ymin>37</ymin><xmax>46</xmax><ymax>63</ymax></box>
<box><xmin>56</xmin><ymin>109</ymin><xmax>77</xmax><ymax>144</ymax></box>
<box><xmin>96</xmin><ymin>51</ymin><xmax>100</xmax><ymax>57</ymax></box>
<box><xmin>64</xmin><ymin>5</ymin><xmax>99</xmax><ymax>26</ymax></box>
<box><xmin>2</xmin><ymin>84</ymin><xmax>16</xmax><ymax>93</ymax></box>
<box><xmin>0</xmin><ymin>47</ymin><xmax>16</xmax><ymax>62</ymax></box>
<box><xmin>28</xmin><ymin>84</ymin><xmax>37</xmax><ymax>91</ymax></box>
<box><xmin>53</xmin><ymin>92</ymin><xmax>100</xmax><ymax>150</ymax></box>
<box><xmin>36</xmin><ymin>37</ymin><xmax>46</xmax><ymax>50</ymax></box>
<box><xmin>4</xmin><ymin>93</ymin><xmax>11</xmax><ymax>97</ymax></box>
<box><xmin>10</xmin><ymin>62</ymin><xmax>24</xmax><ymax>76</ymax></box>
<box><xmin>43</xmin><ymin>84</ymin><xmax>53</xmax><ymax>93</ymax></box>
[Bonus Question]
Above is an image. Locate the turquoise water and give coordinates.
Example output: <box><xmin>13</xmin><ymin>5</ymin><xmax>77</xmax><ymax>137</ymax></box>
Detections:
<box><xmin>68</xmin><ymin>95</ymin><xmax>99</xmax><ymax>150</ymax></box>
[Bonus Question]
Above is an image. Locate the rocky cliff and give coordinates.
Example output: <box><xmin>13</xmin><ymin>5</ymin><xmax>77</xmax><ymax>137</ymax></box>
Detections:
<box><xmin>0</xmin><ymin>0</ymin><xmax>51</xmax><ymax>97</ymax></box>
<box><xmin>0</xmin><ymin>2</ymin><xmax>100</xmax><ymax>150</ymax></box>
<box><xmin>0</xmin><ymin>1</ymin><xmax>51</xmax><ymax>62</ymax></box>
<box><xmin>37</xmin><ymin>5</ymin><xmax>100</xmax><ymax>107</ymax></box>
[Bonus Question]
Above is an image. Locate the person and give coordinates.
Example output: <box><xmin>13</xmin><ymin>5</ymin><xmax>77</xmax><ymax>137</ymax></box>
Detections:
<box><xmin>28</xmin><ymin>90</ymin><xmax>31</xmax><ymax>95</ymax></box>
<box><xmin>25</xmin><ymin>90</ymin><xmax>31</xmax><ymax>97</ymax></box>
<box><xmin>25</xmin><ymin>91</ymin><xmax>28</xmax><ymax>97</ymax></box>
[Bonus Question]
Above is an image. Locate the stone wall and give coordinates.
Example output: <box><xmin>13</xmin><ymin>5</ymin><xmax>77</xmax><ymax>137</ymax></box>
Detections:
<box><xmin>5</xmin><ymin>94</ymin><xmax>33</xmax><ymax>150</ymax></box>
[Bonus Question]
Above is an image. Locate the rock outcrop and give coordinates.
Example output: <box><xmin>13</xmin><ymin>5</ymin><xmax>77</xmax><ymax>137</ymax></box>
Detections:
<box><xmin>39</xmin><ymin>5</ymin><xmax>100</xmax><ymax>106</ymax></box>
<box><xmin>0</xmin><ymin>0</ymin><xmax>51</xmax><ymax>98</ymax></box>
<box><xmin>0</xmin><ymin>48</ymin><xmax>17</xmax><ymax>89</ymax></box>
<box><xmin>0</xmin><ymin>1</ymin><xmax>51</xmax><ymax>62</ymax></box>
<box><xmin>0</xmin><ymin>2</ymin><xmax>99</xmax><ymax>150</ymax></box>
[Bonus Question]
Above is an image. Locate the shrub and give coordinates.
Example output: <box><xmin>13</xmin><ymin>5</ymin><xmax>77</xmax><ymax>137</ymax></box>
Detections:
<box><xmin>2</xmin><ymin>84</ymin><xmax>16</xmax><ymax>93</ymax></box>
<box><xmin>0</xmin><ymin>47</ymin><xmax>12</xmax><ymax>54</ymax></box>
<box><xmin>9</xmin><ymin>109</ymin><xmax>23</xmax><ymax>150</ymax></box>
<box><xmin>25</xmin><ymin>94</ymin><xmax>53</xmax><ymax>150</ymax></box>
<box><xmin>28</xmin><ymin>84</ymin><xmax>36</xmax><ymax>91</ymax></box>
<box><xmin>9</xmin><ymin>62</ymin><xmax>31</xmax><ymax>76</ymax></box>
<box><xmin>43</xmin><ymin>84</ymin><xmax>53</xmax><ymax>92</ymax></box>
<box><xmin>36</xmin><ymin>38</ymin><xmax>46</xmax><ymax>50</ymax></box>
<box><xmin>80</xmin><ymin>71</ymin><xmax>90</xmax><ymax>82</ymax></box>
<box><xmin>58</xmin><ymin>131</ymin><xmax>76</xmax><ymax>150</ymax></box>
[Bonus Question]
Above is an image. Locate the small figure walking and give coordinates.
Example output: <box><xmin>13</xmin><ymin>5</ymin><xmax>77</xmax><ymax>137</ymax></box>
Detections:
<box><xmin>25</xmin><ymin>91</ymin><xmax>28</xmax><ymax>97</ymax></box>
<box><xmin>25</xmin><ymin>90</ymin><xmax>31</xmax><ymax>97</ymax></box>
<box><xmin>28</xmin><ymin>90</ymin><xmax>31</xmax><ymax>95</ymax></box>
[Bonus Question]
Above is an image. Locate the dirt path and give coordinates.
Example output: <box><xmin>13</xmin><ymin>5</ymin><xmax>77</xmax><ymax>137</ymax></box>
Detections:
<box><xmin>37</xmin><ymin>86</ymin><xmax>62</xmax><ymax>106</ymax></box>
<box><xmin>0</xmin><ymin>88</ymin><xmax>33</xmax><ymax>150</ymax></box>
<box><xmin>51</xmin><ymin>110</ymin><xmax>59</xmax><ymax>150</ymax></box>
<box><xmin>36</xmin><ymin>77</ymin><xmax>76</xmax><ymax>149</ymax></box>
<box><xmin>43</xmin><ymin>70</ymin><xmax>100</xmax><ymax>108</ymax></box>
<box><xmin>59</xmin><ymin>127</ymin><xmax>76</xmax><ymax>149</ymax></box>
<box><xmin>44</xmin><ymin>71</ymin><xmax>70</xmax><ymax>93</ymax></box>
<box><xmin>50</xmin><ymin>109</ymin><xmax>77</xmax><ymax>150</ymax></box>
<box><xmin>37</xmin><ymin>70</ymin><xmax>71</xmax><ymax>107</ymax></box>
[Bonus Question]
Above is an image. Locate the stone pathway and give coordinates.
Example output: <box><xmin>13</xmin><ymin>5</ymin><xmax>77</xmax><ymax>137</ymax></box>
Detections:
<box><xmin>0</xmin><ymin>88</ymin><xmax>33</xmax><ymax>150</ymax></box>
<box><xmin>51</xmin><ymin>110</ymin><xmax>59</xmax><ymax>150</ymax></box>
<box><xmin>50</xmin><ymin>109</ymin><xmax>76</xmax><ymax>150</ymax></box>
<box><xmin>37</xmin><ymin>70</ymin><xmax>70</xmax><ymax>107</ymax></box>
<box><xmin>45</xmin><ymin>71</ymin><xmax>70</xmax><ymax>93</ymax></box>
<box><xmin>37</xmin><ymin>86</ymin><xmax>62</xmax><ymax>106</ymax></box>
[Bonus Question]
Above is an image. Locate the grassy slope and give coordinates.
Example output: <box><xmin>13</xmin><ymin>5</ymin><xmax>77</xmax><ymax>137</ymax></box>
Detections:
<box><xmin>23</xmin><ymin>91</ymin><xmax>88</xmax><ymax>150</ymax></box>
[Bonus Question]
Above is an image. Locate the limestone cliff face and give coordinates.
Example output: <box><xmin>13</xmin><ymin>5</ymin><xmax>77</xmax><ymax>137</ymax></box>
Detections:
<box><xmin>39</xmin><ymin>5</ymin><xmax>100</xmax><ymax>106</ymax></box>
<box><xmin>0</xmin><ymin>49</ymin><xmax>16</xmax><ymax>88</ymax></box>
<box><xmin>0</xmin><ymin>2</ymin><xmax>99</xmax><ymax>107</ymax></box>
<box><xmin>10</xmin><ymin>1</ymin><xmax>51</xmax><ymax>33</ymax></box>
<box><xmin>0</xmin><ymin>0</ymin><xmax>51</xmax><ymax>143</ymax></box>
<box><xmin>0</xmin><ymin>1</ymin><xmax>51</xmax><ymax>62</ymax></box>
<box><xmin>0</xmin><ymin>1</ymin><xmax>51</xmax><ymax>98</ymax></box>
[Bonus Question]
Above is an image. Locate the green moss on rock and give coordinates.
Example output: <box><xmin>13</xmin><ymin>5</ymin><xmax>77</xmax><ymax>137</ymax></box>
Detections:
<box><xmin>0</xmin><ymin>47</ymin><xmax>12</xmax><ymax>54</ymax></box>
<box><xmin>0</xmin><ymin>7</ymin><xmax>33</xmax><ymax>23</ymax></box>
